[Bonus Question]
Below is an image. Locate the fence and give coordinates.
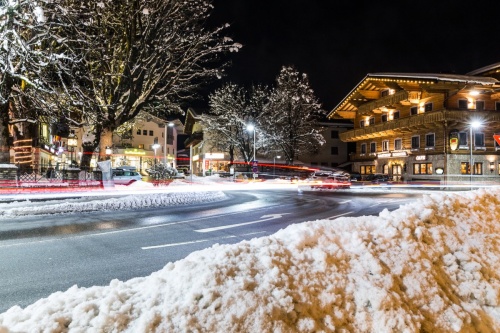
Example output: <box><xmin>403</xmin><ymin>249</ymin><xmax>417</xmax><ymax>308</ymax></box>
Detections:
<box><xmin>1</xmin><ymin>163</ymin><xmax>103</xmax><ymax>188</ymax></box>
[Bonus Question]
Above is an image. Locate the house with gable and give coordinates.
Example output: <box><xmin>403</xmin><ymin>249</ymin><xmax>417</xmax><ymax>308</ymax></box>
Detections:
<box><xmin>327</xmin><ymin>63</ymin><xmax>500</xmax><ymax>184</ymax></box>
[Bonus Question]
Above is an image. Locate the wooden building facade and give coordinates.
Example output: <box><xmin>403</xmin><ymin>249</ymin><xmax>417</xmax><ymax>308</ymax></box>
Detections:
<box><xmin>328</xmin><ymin>63</ymin><xmax>500</xmax><ymax>184</ymax></box>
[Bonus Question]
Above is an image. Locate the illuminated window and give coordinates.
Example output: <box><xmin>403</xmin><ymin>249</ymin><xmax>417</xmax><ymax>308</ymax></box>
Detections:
<box><xmin>361</xmin><ymin>165</ymin><xmax>376</xmax><ymax>174</ymax></box>
<box><xmin>413</xmin><ymin>163</ymin><xmax>433</xmax><ymax>175</ymax></box>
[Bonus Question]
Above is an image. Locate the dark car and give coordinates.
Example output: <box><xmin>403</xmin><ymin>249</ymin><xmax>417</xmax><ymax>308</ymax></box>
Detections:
<box><xmin>349</xmin><ymin>172</ymin><xmax>362</xmax><ymax>181</ymax></box>
<box><xmin>364</xmin><ymin>173</ymin><xmax>390</xmax><ymax>183</ymax></box>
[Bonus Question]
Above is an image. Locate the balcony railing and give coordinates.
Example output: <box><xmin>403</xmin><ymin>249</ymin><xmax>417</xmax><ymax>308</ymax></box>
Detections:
<box><xmin>340</xmin><ymin>110</ymin><xmax>500</xmax><ymax>142</ymax></box>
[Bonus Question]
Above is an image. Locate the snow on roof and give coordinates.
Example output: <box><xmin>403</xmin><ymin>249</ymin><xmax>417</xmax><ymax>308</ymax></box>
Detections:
<box><xmin>466</xmin><ymin>62</ymin><xmax>500</xmax><ymax>76</ymax></box>
<box><xmin>367</xmin><ymin>72</ymin><xmax>499</xmax><ymax>85</ymax></box>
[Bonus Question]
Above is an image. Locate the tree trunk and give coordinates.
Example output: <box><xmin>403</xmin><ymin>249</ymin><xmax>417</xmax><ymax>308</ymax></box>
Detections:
<box><xmin>0</xmin><ymin>103</ymin><xmax>11</xmax><ymax>164</ymax></box>
<box><xmin>99</xmin><ymin>128</ymin><xmax>114</xmax><ymax>161</ymax></box>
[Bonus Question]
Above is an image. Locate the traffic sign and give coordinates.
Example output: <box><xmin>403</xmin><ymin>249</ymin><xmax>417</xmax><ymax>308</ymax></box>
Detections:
<box><xmin>494</xmin><ymin>135</ymin><xmax>500</xmax><ymax>146</ymax></box>
<box><xmin>252</xmin><ymin>160</ymin><xmax>258</xmax><ymax>173</ymax></box>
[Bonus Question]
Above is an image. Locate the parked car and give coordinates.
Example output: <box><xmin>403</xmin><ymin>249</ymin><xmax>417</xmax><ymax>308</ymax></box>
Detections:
<box><xmin>349</xmin><ymin>172</ymin><xmax>362</xmax><ymax>181</ymax></box>
<box><xmin>364</xmin><ymin>173</ymin><xmax>390</xmax><ymax>184</ymax></box>
<box><xmin>112</xmin><ymin>167</ymin><xmax>143</xmax><ymax>185</ymax></box>
<box><xmin>311</xmin><ymin>174</ymin><xmax>351</xmax><ymax>189</ymax></box>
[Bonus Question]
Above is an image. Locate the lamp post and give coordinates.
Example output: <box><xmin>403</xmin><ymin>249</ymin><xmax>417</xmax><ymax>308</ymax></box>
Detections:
<box><xmin>469</xmin><ymin>121</ymin><xmax>481</xmax><ymax>188</ymax></box>
<box><xmin>246</xmin><ymin>124</ymin><xmax>256</xmax><ymax>180</ymax></box>
<box><xmin>273</xmin><ymin>155</ymin><xmax>281</xmax><ymax>175</ymax></box>
<box><xmin>67</xmin><ymin>131</ymin><xmax>78</xmax><ymax>167</ymax></box>
<box><xmin>246</xmin><ymin>124</ymin><xmax>256</xmax><ymax>162</ymax></box>
<box><xmin>164</xmin><ymin>122</ymin><xmax>175</xmax><ymax>166</ymax></box>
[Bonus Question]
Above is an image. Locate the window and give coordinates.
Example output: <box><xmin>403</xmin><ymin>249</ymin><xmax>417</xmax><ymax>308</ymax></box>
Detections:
<box><xmin>496</xmin><ymin>101</ymin><xmax>500</xmax><ymax>111</ymax></box>
<box><xmin>411</xmin><ymin>136</ymin><xmax>420</xmax><ymax>150</ymax></box>
<box><xmin>425</xmin><ymin>133</ymin><xmax>435</xmax><ymax>149</ymax></box>
<box><xmin>142</xmin><ymin>130</ymin><xmax>147</xmax><ymax>135</ymax></box>
<box><xmin>459</xmin><ymin>132</ymin><xmax>468</xmax><ymax>148</ymax></box>
<box><xmin>369</xmin><ymin>117</ymin><xmax>375</xmax><ymax>125</ymax></box>
<box><xmin>476</xmin><ymin>100</ymin><xmax>485</xmax><ymax>111</ymax></box>
<box><xmin>330</xmin><ymin>130</ymin><xmax>339</xmax><ymax>139</ymax></box>
<box><xmin>360</xmin><ymin>120</ymin><xmax>365</xmax><ymax>128</ymax></box>
<box><xmin>458</xmin><ymin>99</ymin><xmax>468</xmax><ymax>110</ymax></box>
<box><xmin>393</xmin><ymin>110</ymin><xmax>400</xmax><ymax>119</ymax></box>
<box><xmin>360</xmin><ymin>143</ymin><xmax>367</xmax><ymax>154</ymax></box>
<box><xmin>381</xmin><ymin>90</ymin><xmax>389</xmax><ymax>97</ymax></box>
<box><xmin>149</xmin><ymin>130</ymin><xmax>154</xmax><ymax>136</ymax></box>
<box><xmin>410</xmin><ymin>106</ymin><xmax>418</xmax><ymax>115</ymax></box>
<box><xmin>167</xmin><ymin>126</ymin><xmax>174</xmax><ymax>144</ymax></box>
<box><xmin>462</xmin><ymin>162</ymin><xmax>483</xmax><ymax>175</ymax></box>
<box><xmin>360</xmin><ymin>165</ymin><xmax>376</xmax><ymax>174</ymax></box>
<box><xmin>394</xmin><ymin>138</ymin><xmax>402</xmax><ymax>150</ymax></box>
<box><xmin>424</xmin><ymin>103</ymin><xmax>433</xmax><ymax>112</ymax></box>
<box><xmin>370</xmin><ymin>142</ymin><xmax>377</xmax><ymax>154</ymax></box>
<box><xmin>474</xmin><ymin>132</ymin><xmax>485</xmax><ymax>148</ymax></box>
<box><xmin>381</xmin><ymin>114</ymin><xmax>388</xmax><ymax>122</ymax></box>
<box><xmin>413</xmin><ymin>163</ymin><xmax>433</xmax><ymax>175</ymax></box>
<box><xmin>330</xmin><ymin>147</ymin><xmax>338</xmax><ymax>155</ymax></box>
<box><xmin>136</xmin><ymin>129</ymin><xmax>141</xmax><ymax>135</ymax></box>
<box><xmin>382</xmin><ymin>140</ymin><xmax>389</xmax><ymax>152</ymax></box>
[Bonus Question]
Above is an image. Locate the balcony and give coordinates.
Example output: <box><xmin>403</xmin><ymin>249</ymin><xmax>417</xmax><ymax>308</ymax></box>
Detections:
<box><xmin>340</xmin><ymin>110</ymin><xmax>500</xmax><ymax>142</ymax></box>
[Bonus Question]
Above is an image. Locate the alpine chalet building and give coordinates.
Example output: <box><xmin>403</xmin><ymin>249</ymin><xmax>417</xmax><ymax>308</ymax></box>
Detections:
<box><xmin>327</xmin><ymin>63</ymin><xmax>500</xmax><ymax>184</ymax></box>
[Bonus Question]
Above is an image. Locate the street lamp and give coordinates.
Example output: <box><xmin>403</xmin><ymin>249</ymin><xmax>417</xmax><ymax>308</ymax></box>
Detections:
<box><xmin>246</xmin><ymin>124</ymin><xmax>256</xmax><ymax>162</ymax></box>
<box><xmin>164</xmin><ymin>122</ymin><xmax>175</xmax><ymax>166</ymax></box>
<box><xmin>67</xmin><ymin>131</ymin><xmax>78</xmax><ymax>167</ymax></box>
<box><xmin>469</xmin><ymin>120</ymin><xmax>481</xmax><ymax>187</ymax></box>
<box><xmin>274</xmin><ymin>155</ymin><xmax>281</xmax><ymax>175</ymax></box>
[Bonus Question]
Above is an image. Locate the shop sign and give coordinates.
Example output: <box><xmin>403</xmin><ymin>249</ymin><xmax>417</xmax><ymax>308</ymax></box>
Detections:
<box><xmin>205</xmin><ymin>153</ymin><xmax>224</xmax><ymax>159</ymax></box>
<box><xmin>377</xmin><ymin>151</ymin><xmax>408</xmax><ymax>158</ymax></box>
<box><xmin>415</xmin><ymin>155</ymin><xmax>426</xmax><ymax>161</ymax></box>
<box><xmin>124</xmin><ymin>148</ymin><xmax>146</xmax><ymax>155</ymax></box>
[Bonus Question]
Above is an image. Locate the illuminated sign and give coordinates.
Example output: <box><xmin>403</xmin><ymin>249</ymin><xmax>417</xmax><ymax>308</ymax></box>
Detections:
<box><xmin>205</xmin><ymin>153</ymin><xmax>224</xmax><ymax>159</ymax></box>
<box><xmin>415</xmin><ymin>155</ymin><xmax>426</xmax><ymax>161</ymax></box>
<box><xmin>377</xmin><ymin>151</ymin><xmax>408</xmax><ymax>158</ymax></box>
<box><xmin>192</xmin><ymin>155</ymin><xmax>199</xmax><ymax>161</ymax></box>
<box><xmin>124</xmin><ymin>149</ymin><xmax>146</xmax><ymax>155</ymax></box>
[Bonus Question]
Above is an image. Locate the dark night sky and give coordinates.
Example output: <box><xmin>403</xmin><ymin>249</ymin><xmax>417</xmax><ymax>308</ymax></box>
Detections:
<box><xmin>207</xmin><ymin>0</ymin><xmax>500</xmax><ymax>111</ymax></box>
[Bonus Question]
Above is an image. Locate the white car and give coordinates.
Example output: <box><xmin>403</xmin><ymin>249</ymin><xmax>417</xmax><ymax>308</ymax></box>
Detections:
<box><xmin>112</xmin><ymin>168</ymin><xmax>143</xmax><ymax>185</ymax></box>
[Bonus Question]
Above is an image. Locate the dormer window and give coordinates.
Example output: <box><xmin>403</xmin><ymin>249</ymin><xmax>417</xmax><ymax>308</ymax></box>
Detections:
<box><xmin>458</xmin><ymin>99</ymin><xmax>468</xmax><ymax>110</ymax></box>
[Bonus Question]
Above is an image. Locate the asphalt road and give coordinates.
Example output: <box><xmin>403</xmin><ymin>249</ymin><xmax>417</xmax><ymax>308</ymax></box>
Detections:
<box><xmin>0</xmin><ymin>188</ymin><xmax>424</xmax><ymax>312</ymax></box>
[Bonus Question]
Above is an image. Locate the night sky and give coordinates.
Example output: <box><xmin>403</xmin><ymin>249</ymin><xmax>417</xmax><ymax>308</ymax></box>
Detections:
<box><xmin>208</xmin><ymin>0</ymin><xmax>500</xmax><ymax>111</ymax></box>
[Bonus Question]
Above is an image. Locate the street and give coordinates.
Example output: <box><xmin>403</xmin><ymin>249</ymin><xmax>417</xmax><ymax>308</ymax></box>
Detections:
<box><xmin>0</xmin><ymin>188</ymin><xmax>425</xmax><ymax>312</ymax></box>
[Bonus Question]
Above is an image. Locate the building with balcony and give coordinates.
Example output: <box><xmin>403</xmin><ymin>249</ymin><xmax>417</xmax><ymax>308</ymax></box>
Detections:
<box><xmin>327</xmin><ymin>63</ymin><xmax>500</xmax><ymax>184</ymax></box>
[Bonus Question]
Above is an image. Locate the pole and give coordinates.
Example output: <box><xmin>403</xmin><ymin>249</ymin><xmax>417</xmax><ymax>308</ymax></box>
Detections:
<box><xmin>164</xmin><ymin>123</ymin><xmax>167</xmax><ymax>165</ymax></box>
<box><xmin>273</xmin><ymin>156</ymin><xmax>276</xmax><ymax>175</ymax></box>
<box><xmin>253</xmin><ymin>129</ymin><xmax>256</xmax><ymax>162</ymax></box>
<box><xmin>470</xmin><ymin>126</ymin><xmax>473</xmax><ymax>188</ymax></box>
<box><xmin>190</xmin><ymin>144</ymin><xmax>193</xmax><ymax>182</ymax></box>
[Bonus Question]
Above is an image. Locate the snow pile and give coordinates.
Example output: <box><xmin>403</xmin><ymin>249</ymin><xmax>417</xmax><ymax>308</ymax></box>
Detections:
<box><xmin>0</xmin><ymin>191</ymin><xmax>227</xmax><ymax>217</ymax></box>
<box><xmin>1</xmin><ymin>189</ymin><xmax>500</xmax><ymax>332</ymax></box>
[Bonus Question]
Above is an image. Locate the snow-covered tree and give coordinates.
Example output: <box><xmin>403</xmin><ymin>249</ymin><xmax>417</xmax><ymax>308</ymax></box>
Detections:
<box><xmin>0</xmin><ymin>0</ymin><xmax>76</xmax><ymax>163</ymax></box>
<box><xmin>56</xmin><ymin>0</ymin><xmax>241</xmax><ymax>165</ymax></box>
<box><xmin>261</xmin><ymin>66</ymin><xmax>325</xmax><ymax>165</ymax></box>
<box><xmin>202</xmin><ymin>83</ymin><xmax>269</xmax><ymax>164</ymax></box>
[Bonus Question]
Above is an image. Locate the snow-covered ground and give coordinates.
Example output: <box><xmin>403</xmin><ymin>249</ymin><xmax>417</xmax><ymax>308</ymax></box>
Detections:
<box><xmin>0</xmin><ymin>176</ymin><xmax>499</xmax><ymax>332</ymax></box>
